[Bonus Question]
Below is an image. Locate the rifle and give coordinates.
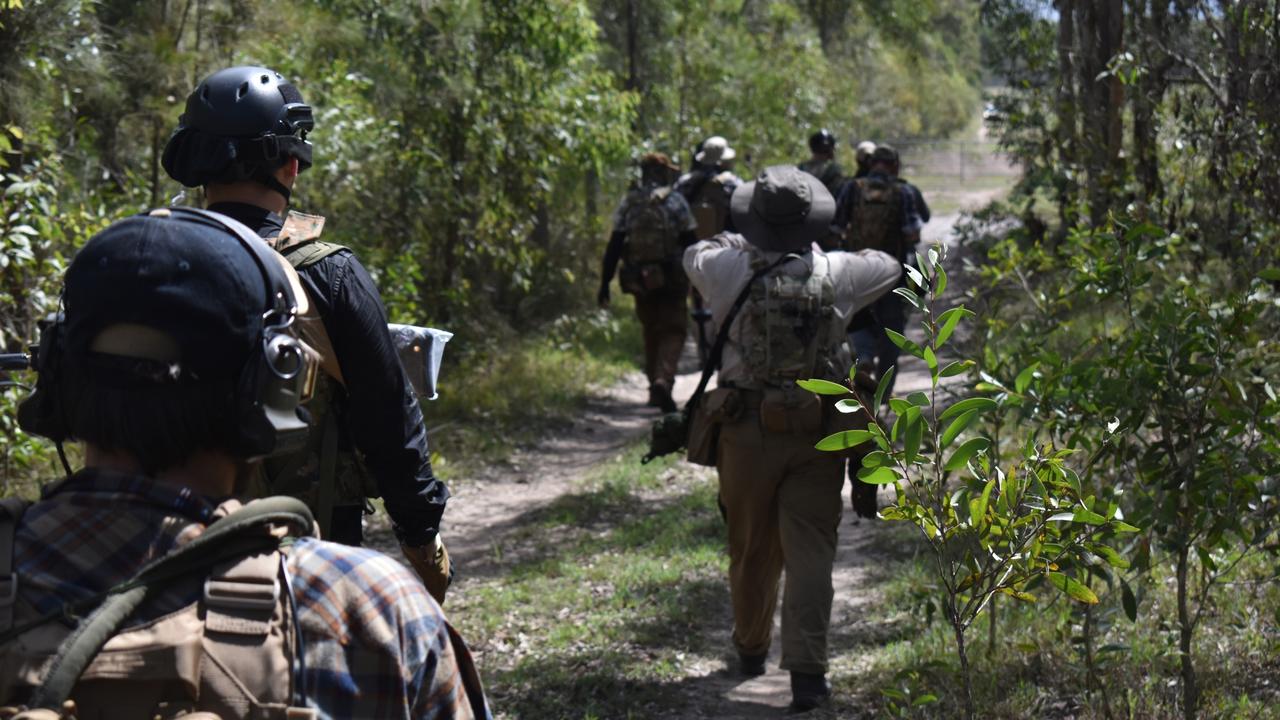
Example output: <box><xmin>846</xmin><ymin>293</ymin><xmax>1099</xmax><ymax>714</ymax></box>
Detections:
<box><xmin>690</xmin><ymin>289</ymin><xmax>712</xmax><ymax>370</ymax></box>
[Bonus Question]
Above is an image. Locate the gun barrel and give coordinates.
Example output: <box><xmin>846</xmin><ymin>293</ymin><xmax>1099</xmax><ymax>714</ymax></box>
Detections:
<box><xmin>0</xmin><ymin>353</ymin><xmax>32</xmax><ymax>371</ymax></box>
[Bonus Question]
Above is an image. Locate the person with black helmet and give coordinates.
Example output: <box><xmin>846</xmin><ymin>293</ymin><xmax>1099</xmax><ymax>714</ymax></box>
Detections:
<box><xmin>0</xmin><ymin>210</ymin><xmax>489</xmax><ymax>718</ymax></box>
<box><xmin>161</xmin><ymin>66</ymin><xmax>453</xmax><ymax>603</ymax></box>
<box><xmin>683</xmin><ymin>166</ymin><xmax>899</xmax><ymax>712</ymax></box>
<box><xmin>798</xmin><ymin>128</ymin><xmax>844</xmax><ymax>196</ymax></box>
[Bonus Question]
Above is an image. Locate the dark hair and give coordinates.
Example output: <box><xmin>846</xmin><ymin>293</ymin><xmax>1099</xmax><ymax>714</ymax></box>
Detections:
<box><xmin>62</xmin><ymin>357</ymin><xmax>242</xmax><ymax>474</ymax></box>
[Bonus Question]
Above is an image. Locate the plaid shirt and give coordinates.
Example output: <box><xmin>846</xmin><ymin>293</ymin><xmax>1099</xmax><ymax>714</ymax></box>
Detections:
<box><xmin>8</xmin><ymin>469</ymin><xmax>489</xmax><ymax>720</ymax></box>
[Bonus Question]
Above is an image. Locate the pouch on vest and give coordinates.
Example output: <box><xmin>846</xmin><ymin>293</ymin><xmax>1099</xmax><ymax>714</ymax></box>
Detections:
<box><xmin>759</xmin><ymin>386</ymin><xmax>823</xmax><ymax>435</ymax></box>
<box><xmin>845</xmin><ymin>176</ymin><xmax>904</xmax><ymax>258</ymax></box>
<box><xmin>686</xmin><ymin>387</ymin><xmax>742</xmax><ymax>466</ymax></box>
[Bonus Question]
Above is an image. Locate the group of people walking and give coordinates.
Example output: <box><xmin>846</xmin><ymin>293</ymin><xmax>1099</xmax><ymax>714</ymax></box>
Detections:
<box><xmin>601</xmin><ymin>131</ymin><xmax>928</xmax><ymax>711</ymax></box>
<box><xmin>0</xmin><ymin>59</ymin><xmax>929</xmax><ymax>717</ymax></box>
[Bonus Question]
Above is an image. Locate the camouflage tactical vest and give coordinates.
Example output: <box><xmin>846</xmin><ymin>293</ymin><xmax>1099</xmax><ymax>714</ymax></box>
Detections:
<box><xmin>253</xmin><ymin>212</ymin><xmax>378</xmax><ymax>542</ymax></box>
<box><xmin>623</xmin><ymin>186</ymin><xmax>678</xmax><ymax>265</ymax></box>
<box><xmin>690</xmin><ymin>173</ymin><xmax>732</xmax><ymax>240</ymax></box>
<box><xmin>739</xmin><ymin>253</ymin><xmax>850</xmax><ymax>389</ymax></box>
<box><xmin>0</xmin><ymin>497</ymin><xmax>314</xmax><ymax>719</ymax></box>
<box><xmin>845</xmin><ymin>176</ymin><xmax>905</xmax><ymax>259</ymax></box>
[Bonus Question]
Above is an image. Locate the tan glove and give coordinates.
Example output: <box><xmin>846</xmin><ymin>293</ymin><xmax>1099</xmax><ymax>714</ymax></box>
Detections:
<box><xmin>401</xmin><ymin>534</ymin><xmax>452</xmax><ymax>605</ymax></box>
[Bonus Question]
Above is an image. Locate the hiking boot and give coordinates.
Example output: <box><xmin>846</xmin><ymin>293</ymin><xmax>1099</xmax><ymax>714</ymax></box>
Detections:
<box><xmin>738</xmin><ymin>652</ymin><xmax>766</xmax><ymax>677</ymax></box>
<box><xmin>650</xmin><ymin>383</ymin><xmax>677</xmax><ymax>413</ymax></box>
<box><xmin>789</xmin><ymin>671</ymin><xmax>831</xmax><ymax>713</ymax></box>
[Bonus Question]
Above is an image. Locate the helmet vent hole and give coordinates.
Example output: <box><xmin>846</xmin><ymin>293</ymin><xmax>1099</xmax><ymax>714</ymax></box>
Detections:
<box><xmin>236</xmin><ymin>81</ymin><xmax>250</xmax><ymax>99</ymax></box>
<box><xmin>199</xmin><ymin>85</ymin><xmax>210</xmax><ymax>102</ymax></box>
<box><xmin>260</xmin><ymin>74</ymin><xmax>270</xmax><ymax>84</ymax></box>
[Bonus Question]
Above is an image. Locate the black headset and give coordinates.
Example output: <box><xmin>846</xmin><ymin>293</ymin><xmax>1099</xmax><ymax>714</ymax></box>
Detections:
<box><xmin>17</xmin><ymin>207</ymin><xmax>315</xmax><ymax>464</ymax></box>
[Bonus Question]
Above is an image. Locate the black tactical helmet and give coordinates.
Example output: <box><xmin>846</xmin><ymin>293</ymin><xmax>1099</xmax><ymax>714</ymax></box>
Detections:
<box><xmin>809</xmin><ymin>128</ymin><xmax>836</xmax><ymax>154</ymax></box>
<box><xmin>162</xmin><ymin>66</ymin><xmax>314</xmax><ymax>199</ymax></box>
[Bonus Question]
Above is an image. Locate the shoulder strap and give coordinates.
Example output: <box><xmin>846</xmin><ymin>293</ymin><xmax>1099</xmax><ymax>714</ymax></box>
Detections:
<box><xmin>282</xmin><ymin>240</ymin><xmax>348</xmax><ymax>272</ymax></box>
<box><xmin>685</xmin><ymin>252</ymin><xmax>797</xmax><ymax>412</ymax></box>
<box><xmin>0</xmin><ymin>496</ymin><xmax>32</xmax><ymax>634</ymax></box>
<box><xmin>25</xmin><ymin>497</ymin><xmax>314</xmax><ymax>711</ymax></box>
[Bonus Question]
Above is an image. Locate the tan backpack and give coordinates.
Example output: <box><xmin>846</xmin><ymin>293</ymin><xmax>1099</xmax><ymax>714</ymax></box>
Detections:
<box><xmin>0</xmin><ymin>497</ymin><xmax>317</xmax><ymax>720</ymax></box>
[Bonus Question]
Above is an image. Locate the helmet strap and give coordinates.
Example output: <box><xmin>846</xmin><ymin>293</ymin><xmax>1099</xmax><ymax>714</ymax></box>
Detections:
<box><xmin>256</xmin><ymin>170</ymin><xmax>293</xmax><ymax>205</ymax></box>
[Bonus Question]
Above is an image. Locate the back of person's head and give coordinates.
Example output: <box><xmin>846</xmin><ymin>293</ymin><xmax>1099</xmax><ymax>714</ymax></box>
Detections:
<box><xmin>871</xmin><ymin>144</ymin><xmax>899</xmax><ymax>173</ymax></box>
<box><xmin>639</xmin><ymin>152</ymin><xmax>679</xmax><ymax>185</ymax></box>
<box><xmin>18</xmin><ymin>209</ymin><xmax>312</xmax><ymax>474</ymax></box>
<box><xmin>162</xmin><ymin>66</ymin><xmax>315</xmax><ymax>200</ymax></box>
<box><xmin>809</xmin><ymin>129</ymin><xmax>836</xmax><ymax>156</ymax></box>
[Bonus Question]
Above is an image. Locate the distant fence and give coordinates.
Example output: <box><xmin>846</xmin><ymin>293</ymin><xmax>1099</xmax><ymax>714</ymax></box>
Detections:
<box><xmin>879</xmin><ymin>140</ymin><xmax>1019</xmax><ymax>183</ymax></box>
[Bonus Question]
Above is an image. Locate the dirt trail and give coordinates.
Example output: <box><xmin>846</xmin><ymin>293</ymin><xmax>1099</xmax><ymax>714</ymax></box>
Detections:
<box><xmin>368</xmin><ymin>170</ymin><xmax>1007</xmax><ymax>718</ymax></box>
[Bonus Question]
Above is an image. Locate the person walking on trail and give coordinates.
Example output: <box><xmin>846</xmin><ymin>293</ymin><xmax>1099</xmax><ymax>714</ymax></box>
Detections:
<box><xmin>798</xmin><ymin>128</ymin><xmax>845</xmax><ymax>196</ymax></box>
<box><xmin>161</xmin><ymin>66</ymin><xmax>452</xmax><ymax>603</ymax></box>
<box><xmin>598</xmin><ymin>153</ymin><xmax>699</xmax><ymax>413</ymax></box>
<box><xmin>832</xmin><ymin>144</ymin><xmax>924</xmax><ymax>398</ymax></box>
<box><xmin>833</xmin><ymin>144</ymin><xmax>925</xmax><ymax>519</ymax></box>
<box><xmin>1</xmin><ymin>210</ymin><xmax>489</xmax><ymax>719</ymax></box>
<box><xmin>853</xmin><ymin>140</ymin><xmax>877</xmax><ymax>179</ymax></box>
<box><xmin>683</xmin><ymin>166</ymin><xmax>899</xmax><ymax>712</ymax></box>
<box><xmin>676</xmin><ymin>135</ymin><xmax>744</xmax><ymax>240</ymax></box>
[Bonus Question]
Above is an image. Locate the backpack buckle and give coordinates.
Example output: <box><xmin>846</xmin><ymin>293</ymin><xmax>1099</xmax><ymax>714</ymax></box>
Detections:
<box><xmin>203</xmin><ymin>575</ymin><xmax>279</xmax><ymax>611</ymax></box>
<box><xmin>0</xmin><ymin>572</ymin><xmax>17</xmax><ymax>606</ymax></box>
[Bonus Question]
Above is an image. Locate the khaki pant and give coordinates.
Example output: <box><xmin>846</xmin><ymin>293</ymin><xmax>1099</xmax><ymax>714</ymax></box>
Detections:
<box><xmin>634</xmin><ymin>288</ymin><xmax>688</xmax><ymax>390</ymax></box>
<box><xmin>717</xmin><ymin>407</ymin><xmax>844</xmax><ymax>674</ymax></box>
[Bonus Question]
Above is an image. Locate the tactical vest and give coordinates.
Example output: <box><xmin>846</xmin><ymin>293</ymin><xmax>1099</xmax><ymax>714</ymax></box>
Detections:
<box><xmin>799</xmin><ymin>159</ymin><xmax>841</xmax><ymax>194</ymax></box>
<box><xmin>845</xmin><ymin>176</ymin><xmax>905</xmax><ymax>259</ymax></box>
<box><xmin>690</xmin><ymin>173</ymin><xmax>732</xmax><ymax>241</ymax></box>
<box><xmin>623</xmin><ymin>186</ymin><xmax>679</xmax><ymax>265</ymax></box>
<box><xmin>255</xmin><ymin>212</ymin><xmax>378</xmax><ymax>542</ymax></box>
<box><xmin>0</xmin><ymin>497</ymin><xmax>314</xmax><ymax>719</ymax></box>
<box><xmin>738</xmin><ymin>253</ymin><xmax>851</xmax><ymax>389</ymax></box>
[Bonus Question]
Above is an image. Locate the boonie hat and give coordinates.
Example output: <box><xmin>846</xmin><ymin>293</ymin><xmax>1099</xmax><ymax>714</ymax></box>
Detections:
<box><xmin>696</xmin><ymin>136</ymin><xmax>737</xmax><ymax>165</ymax></box>
<box><xmin>729</xmin><ymin>165</ymin><xmax>835</xmax><ymax>252</ymax></box>
<box><xmin>64</xmin><ymin>210</ymin><xmax>279</xmax><ymax>381</ymax></box>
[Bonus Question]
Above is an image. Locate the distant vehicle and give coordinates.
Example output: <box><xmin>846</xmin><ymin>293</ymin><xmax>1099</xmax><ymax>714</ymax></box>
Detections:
<box><xmin>983</xmin><ymin>102</ymin><xmax>1003</xmax><ymax>125</ymax></box>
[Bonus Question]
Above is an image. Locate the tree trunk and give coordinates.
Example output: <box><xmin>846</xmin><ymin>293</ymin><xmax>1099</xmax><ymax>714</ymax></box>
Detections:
<box><xmin>949</xmin><ymin>602</ymin><xmax>975</xmax><ymax>720</ymax></box>
<box><xmin>1176</xmin><ymin>545</ymin><xmax>1199</xmax><ymax>719</ymax></box>
<box><xmin>1054</xmin><ymin>0</ymin><xmax>1079</xmax><ymax>230</ymax></box>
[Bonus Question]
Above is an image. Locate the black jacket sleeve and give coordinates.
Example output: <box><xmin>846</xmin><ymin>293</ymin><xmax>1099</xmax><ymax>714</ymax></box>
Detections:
<box><xmin>297</xmin><ymin>251</ymin><xmax>448</xmax><ymax>546</ymax></box>
<box><xmin>600</xmin><ymin>229</ymin><xmax>627</xmax><ymax>287</ymax></box>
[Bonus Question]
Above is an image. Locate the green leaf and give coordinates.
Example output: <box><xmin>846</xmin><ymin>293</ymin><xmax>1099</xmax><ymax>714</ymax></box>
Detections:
<box><xmin>974</xmin><ymin>475</ymin><xmax>996</xmax><ymax>520</ymax></box>
<box><xmin>904</xmin><ymin>412</ymin><xmax>924</xmax><ymax>463</ymax></box>
<box><xmin>944</xmin><ymin>437</ymin><xmax>991</xmax><ymax>471</ymax></box>
<box><xmin>906</xmin><ymin>391</ymin><xmax>929</xmax><ymax>407</ymax></box>
<box><xmin>935</xmin><ymin>306</ymin><xmax>971</xmax><ymax>347</ymax></box>
<box><xmin>858</xmin><ymin>466</ymin><xmax>898</xmax><ymax>485</ymax></box>
<box><xmin>892</xmin><ymin>286</ymin><xmax>926</xmax><ymax>312</ymax></box>
<box><xmin>884</xmin><ymin>328</ymin><xmax>924</xmax><ymax>359</ymax></box>
<box><xmin>940</xmin><ymin>410</ymin><xmax>980</xmax><ymax>449</ymax></box>
<box><xmin>1048</xmin><ymin>572</ymin><xmax>1099</xmax><ymax>604</ymax></box>
<box><xmin>913</xmin><ymin>694</ymin><xmax>939</xmax><ymax>707</ymax></box>
<box><xmin>1120</xmin><ymin>578</ymin><xmax>1138</xmax><ymax>621</ymax></box>
<box><xmin>940</xmin><ymin>360</ymin><xmax>973</xmax><ymax>377</ymax></box>
<box><xmin>939</xmin><ymin>397</ymin><xmax>997</xmax><ymax>421</ymax></box>
<box><xmin>1111</xmin><ymin>520</ymin><xmax>1140</xmax><ymax>533</ymax></box>
<box><xmin>998</xmin><ymin>587</ymin><xmax>1037</xmax><ymax>602</ymax></box>
<box><xmin>862</xmin><ymin>450</ymin><xmax>889</xmax><ymax>468</ymax></box>
<box><xmin>1092</xmin><ymin>544</ymin><xmax>1130</xmax><ymax>570</ymax></box>
<box><xmin>834</xmin><ymin>398</ymin><xmax>863</xmax><ymax>414</ymax></box>
<box><xmin>924</xmin><ymin>345</ymin><xmax>938</xmax><ymax>373</ymax></box>
<box><xmin>815</xmin><ymin>429</ymin><xmax>874</xmax><ymax>451</ymax></box>
<box><xmin>874</xmin><ymin>366</ymin><xmax>895</xmax><ymax>409</ymax></box>
<box><xmin>1072</xmin><ymin>507</ymin><xmax>1109</xmax><ymax>525</ymax></box>
<box><xmin>1259</xmin><ymin>268</ymin><xmax>1280</xmax><ymax>281</ymax></box>
<box><xmin>934</xmin><ymin>264</ymin><xmax>947</xmax><ymax>297</ymax></box>
<box><xmin>796</xmin><ymin>378</ymin><xmax>850</xmax><ymax>396</ymax></box>
<box><xmin>1015</xmin><ymin>363</ymin><xmax>1039</xmax><ymax>394</ymax></box>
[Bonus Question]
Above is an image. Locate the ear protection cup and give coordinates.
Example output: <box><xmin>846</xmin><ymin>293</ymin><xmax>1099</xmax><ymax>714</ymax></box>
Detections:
<box><xmin>16</xmin><ymin>207</ymin><xmax>315</xmax><ymax>460</ymax></box>
<box><xmin>16</xmin><ymin>315</ymin><xmax>70</xmax><ymax>442</ymax></box>
<box><xmin>160</xmin><ymin>207</ymin><xmax>313</xmax><ymax>459</ymax></box>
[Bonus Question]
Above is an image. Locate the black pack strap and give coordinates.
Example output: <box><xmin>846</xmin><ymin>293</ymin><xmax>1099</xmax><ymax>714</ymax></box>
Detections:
<box><xmin>685</xmin><ymin>252</ymin><xmax>798</xmax><ymax>413</ymax></box>
<box><xmin>0</xmin><ymin>497</ymin><xmax>32</xmax><ymax>633</ymax></box>
<box><xmin>27</xmin><ymin>497</ymin><xmax>314</xmax><ymax>710</ymax></box>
